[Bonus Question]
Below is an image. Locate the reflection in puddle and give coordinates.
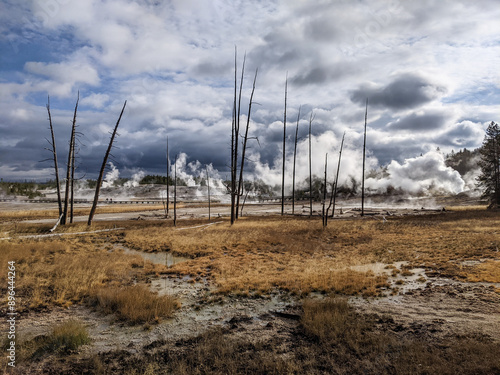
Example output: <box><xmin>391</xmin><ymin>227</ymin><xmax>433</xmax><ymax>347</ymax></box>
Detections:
<box><xmin>114</xmin><ymin>244</ymin><xmax>189</xmax><ymax>267</ymax></box>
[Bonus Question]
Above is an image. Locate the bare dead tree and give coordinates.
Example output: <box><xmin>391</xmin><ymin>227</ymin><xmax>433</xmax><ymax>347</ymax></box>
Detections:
<box><xmin>88</xmin><ymin>100</ymin><xmax>127</xmax><ymax>226</ymax></box>
<box><xmin>240</xmin><ymin>189</ymin><xmax>249</xmax><ymax>217</ymax></box>
<box><xmin>281</xmin><ymin>74</ymin><xmax>288</xmax><ymax>216</ymax></box>
<box><xmin>62</xmin><ymin>92</ymin><xmax>79</xmax><ymax>225</ymax></box>
<box><xmin>69</xmin><ymin>118</ymin><xmax>77</xmax><ymax>223</ymax></box>
<box><xmin>206</xmin><ymin>165</ymin><xmax>211</xmax><ymax>221</ymax></box>
<box><xmin>45</xmin><ymin>95</ymin><xmax>62</xmax><ymax>217</ymax></box>
<box><xmin>174</xmin><ymin>153</ymin><xmax>178</xmax><ymax>227</ymax></box>
<box><xmin>322</xmin><ymin>153</ymin><xmax>328</xmax><ymax>228</ymax></box>
<box><xmin>166</xmin><ymin>136</ymin><xmax>170</xmax><ymax>217</ymax></box>
<box><xmin>330</xmin><ymin>132</ymin><xmax>346</xmax><ymax>218</ymax></box>
<box><xmin>230</xmin><ymin>48</ymin><xmax>238</xmax><ymax>225</ymax></box>
<box><xmin>361</xmin><ymin>98</ymin><xmax>368</xmax><ymax>216</ymax></box>
<box><xmin>308</xmin><ymin>111</ymin><xmax>315</xmax><ymax>217</ymax></box>
<box><xmin>292</xmin><ymin>106</ymin><xmax>301</xmax><ymax>215</ymax></box>
<box><xmin>236</xmin><ymin>68</ymin><xmax>258</xmax><ymax>219</ymax></box>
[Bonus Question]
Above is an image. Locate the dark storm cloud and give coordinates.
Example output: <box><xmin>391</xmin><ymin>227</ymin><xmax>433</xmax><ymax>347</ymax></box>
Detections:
<box><xmin>433</xmin><ymin>121</ymin><xmax>484</xmax><ymax>148</ymax></box>
<box><xmin>350</xmin><ymin>73</ymin><xmax>447</xmax><ymax>110</ymax></box>
<box><xmin>291</xmin><ymin>61</ymin><xmax>357</xmax><ymax>87</ymax></box>
<box><xmin>387</xmin><ymin>110</ymin><xmax>448</xmax><ymax>132</ymax></box>
<box><xmin>369</xmin><ymin>140</ymin><xmax>429</xmax><ymax>166</ymax></box>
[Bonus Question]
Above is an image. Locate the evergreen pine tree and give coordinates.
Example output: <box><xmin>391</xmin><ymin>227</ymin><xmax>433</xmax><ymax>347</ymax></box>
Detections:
<box><xmin>477</xmin><ymin>121</ymin><xmax>500</xmax><ymax>208</ymax></box>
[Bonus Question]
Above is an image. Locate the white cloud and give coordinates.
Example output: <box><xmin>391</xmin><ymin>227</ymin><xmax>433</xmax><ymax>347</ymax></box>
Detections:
<box><xmin>80</xmin><ymin>93</ymin><xmax>110</xmax><ymax>109</ymax></box>
<box><xmin>1</xmin><ymin>0</ymin><xmax>498</xmax><ymax>185</ymax></box>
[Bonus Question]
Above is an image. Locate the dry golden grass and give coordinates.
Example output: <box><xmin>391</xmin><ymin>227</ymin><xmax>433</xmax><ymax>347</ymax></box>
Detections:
<box><xmin>463</xmin><ymin>260</ymin><xmax>500</xmax><ymax>283</ymax></box>
<box><xmin>0</xmin><ymin>204</ymin><xmax>170</xmax><ymax>222</ymax></box>
<box><xmin>93</xmin><ymin>285</ymin><xmax>180</xmax><ymax>324</ymax></box>
<box><xmin>1</xmin><ymin>319</ymin><xmax>91</xmax><ymax>369</ymax></box>
<box><xmin>0</xmin><ymin>236</ymin><xmax>175</xmax><ymax>320</ymax></box>
<box><xmin>122</xmin><ymin>210</ymin><xmax>500</xmax><ymax>295</ymax></box>
<box><xmin>1</xmin><ymin>209</ymin><xmax>497</xmax><ymax>315</ymax></box>
<box><xmin>444</xmin><ymin>205</ymin><xmax>488</xmax><ymax>211</ymax></box>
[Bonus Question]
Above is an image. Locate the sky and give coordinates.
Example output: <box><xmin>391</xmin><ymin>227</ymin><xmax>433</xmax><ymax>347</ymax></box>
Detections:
<box><xmin>0</xmin><ymin>0</ymin><xmax>499</xmax><ymax>194</ymax></box>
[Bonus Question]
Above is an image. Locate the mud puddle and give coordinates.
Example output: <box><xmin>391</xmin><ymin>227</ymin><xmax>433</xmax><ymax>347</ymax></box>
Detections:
<box><xmin>110</xmin><ymin>244</ymin><xmax>190</xmax><ymax>267</ymax></box>
<box><xmin>350</xmin><ymin>261</ymin><xmax>430</xmax><ymax>295</ymax></box>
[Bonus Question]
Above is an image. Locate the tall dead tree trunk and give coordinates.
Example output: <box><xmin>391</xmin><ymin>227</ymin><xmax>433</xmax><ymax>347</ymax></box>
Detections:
<box><xmin>361</xmin><ymin>99</ymin><xmax>368</xmax><ymax>217</ymax></box>
<box><xmin>330</xmin><ymin>132</ymin><xmax>346</xmax><ymax>218</ymax></box>
<box><xmin>174</xmin><ymin>153</ymin><xmax>178</xmax><ymax>227</ymax></box>
<box><xmin>281</xmin><ymin>75</ymin><xmax>288</xmax><ymax>216</ymax></box>
<box><xmin>206</xmin><ymin>165</ymin><xmax>211</xmax><ymax>221</ymax></box>
<box><xmin>166</xmin><ymin>136</ymin><xmax>170</xmax><ymax>217</ymax></box>
<box><xmin>308</xmin><ymin>112</ymin><xmax>314</xmax><ymax>217</ymax></box>
<box><xmin>233</xmin><ymin>53</ymin><xmax>245</xmax><ymax>220</ymax></box>
<box><xmin>69</xmin><ymin>121</ymin><xmax>77</xmax><ymax>223</ymax></box>
<box><xmin>88</xmin><ymin>100</ymin><xmax>127</xmax><ymax>226</ymax></box>
<box><xmin>46</xmin><ymin>95</ymin><xmax>62</xmax><ymax>217</ymax></box>
<box><xmin>322</xmin><ymin>154</ymin><xmax>328</xmax><ymax>228</ymax></box>
<box><xmin>230</xmin><ymin>48</ymin><xmax>238</xmax><ymax>225</ymax></box>
<box><xmin>62</xmin><ymin>92</ymin><xmax>79</xmax><ymax>225</ymax></box>
<box><xmin>292</xmin><ymin>106</ymin><xmax>301</xmax><ymax>215</ymax></box>
<box><xmin>240</xmin><ymin>189</ymin><xmax>249</xmax><ymax>217</ymax></box>
<box><xmin>236</xmin><ymin>68</ymin><xmax>258</xmax><ymax>219</ymax></box>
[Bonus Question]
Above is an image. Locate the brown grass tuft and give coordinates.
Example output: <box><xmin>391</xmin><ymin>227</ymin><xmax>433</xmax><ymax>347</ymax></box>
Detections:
<box><xmin>93</xmin><ymin>285</ymin><xmax>179</xmax><ymax>324</ymax></box>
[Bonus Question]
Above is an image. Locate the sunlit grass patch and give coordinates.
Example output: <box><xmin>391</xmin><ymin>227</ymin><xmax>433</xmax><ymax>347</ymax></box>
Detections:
<box><xmin>0</xmin><ymin>239</ymin><xmax>167</xmax><ymax>316</ymax></box>
<box><xmin>122</xmin><ymin>210</ymin><xmax>500</xmax><ymax>295</ymax></box>
<box><xmin>93</xmin><ymin>285</ymin><xmax>180</xmax><ymax>324</ymax></box>
<box><xmin>463</xmin><ymin>260</ymin><xmax>500</xmax><ymax>283</ymax></box>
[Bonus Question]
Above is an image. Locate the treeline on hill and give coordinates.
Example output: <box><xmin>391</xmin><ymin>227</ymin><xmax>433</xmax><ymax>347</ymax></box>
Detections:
<box><xmin>0</xmin><ymin>180</ymin><xmax>58</xmax><ymax>198</ymax></box>
<box><xmin>445</xmin><ymin>148</ymin><xmax>480</xmax><ymax>177</ymax></box>
<box><xmin>139</xmin><ymin>175</ymin><xmax>186</xmax><ymax>186</ymax></box>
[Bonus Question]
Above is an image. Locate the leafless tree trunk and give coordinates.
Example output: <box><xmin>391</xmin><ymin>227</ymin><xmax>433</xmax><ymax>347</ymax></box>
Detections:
<box><xmin>62</xmin><ymin>93</ymin><xmax>79</xmax><ymax>225</ymax></box>
<box><xmin>241</xmin><ymin>189</ymin><xmax>249</xmax><ymax>217</ymax></box>
<box><xmin>88</xmin><ymin>100</ymin><xmax>127</xmax><ymax>226</ymax></box>
<box><xmin>174</xmin><ymin>153</ymin><xmax>178</xmax><ymax>227</ymax></box>
<box><xmin>330</xmin><ymin>132</ymin><xmax>346</xmax><ymax>218</ymax></box>
<box><xmin>45</xmin><ymin>95</ymin><xmax>62</xmax><ymax>217</ymax></box>
<box><xmin>166</xmin><ymin>136</ymin><xmax>170</xmax><ymax>217</ymax></box>
<box><xmin>206</xmin><ymin>164</ymin><xmax>211</xmax><ymax>221</ymax></box>
<box><xmin>69</xmin><ymin>122</ymin><xmax>76</xmax><ymax>223</ymax></box>
<box><xmin>292</xmin><ymin>106</ymin><xmax>301</xmax><ymax>215</ymax></box>
<box><xmin>236</xmin><ymin>68</ymin><xmax>258</xmax><ymax>219</ymax></box>
<box><xmin>281</xmin><ymin>75</ymin><xmax>288</xmax><ymax>216</ymax></box>
<box><xmin>230</xmin><ymin>48</ymin><xmax>238</xmax><ymax>225</ymax></box>
<box><xmin>308</xmin><ymin>112</ymin><xmax>315</xmax><ymax>217</ymax></box>
<box><xmin>361</xmin><ymin>99</ymin><xmax>368</xmax><ymax>217</ymax></box>
<box><xmin>322</xmin><ymin>154</ymin><xmax>328</xmax><ymax>228</ymax></box>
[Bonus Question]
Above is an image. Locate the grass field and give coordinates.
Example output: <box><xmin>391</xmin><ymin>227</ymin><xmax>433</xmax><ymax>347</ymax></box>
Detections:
<box><xmin>1</xmin><ymin>208</ymin><xmax>499</xmax><ymax>374</ymax></box>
